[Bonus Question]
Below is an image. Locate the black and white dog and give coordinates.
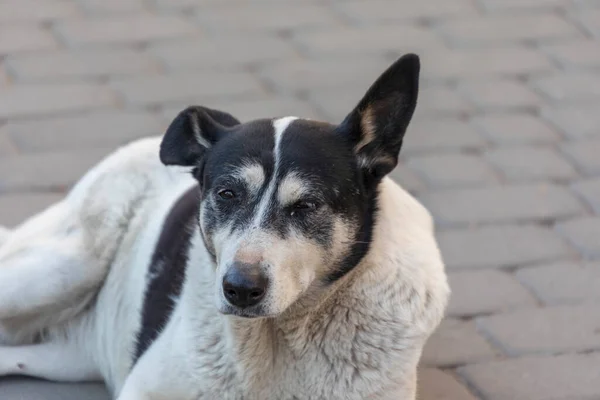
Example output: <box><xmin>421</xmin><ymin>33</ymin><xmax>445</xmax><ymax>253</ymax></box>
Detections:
<box><xmin>0</xmin><ymin>54</ymin><xmax>449</xmax><ymax>400</ymax></box>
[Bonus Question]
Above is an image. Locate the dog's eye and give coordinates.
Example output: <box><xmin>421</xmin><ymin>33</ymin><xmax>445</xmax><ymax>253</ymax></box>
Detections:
<box><xmin>217</xmin><ymin>189</ymin><xmax>236</xmax><ymax>200</ymax></box>
<box><xmin>290</xmin><ymin>201</ymin><xmax>318</xmax><ymax>216</ymax></box>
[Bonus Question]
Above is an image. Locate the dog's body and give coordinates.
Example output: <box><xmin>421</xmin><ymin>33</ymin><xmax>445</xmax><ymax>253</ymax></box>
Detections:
<box><xmin>0</xmin><ymin>55</ymin><xmax>449</xmax><ymax>400</ymax></box>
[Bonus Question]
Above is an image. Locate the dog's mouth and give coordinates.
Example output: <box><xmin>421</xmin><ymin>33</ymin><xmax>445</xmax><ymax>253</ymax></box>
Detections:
<box><xmin>218</xmin><ymin>303</ymin><xmax>274</xmax><ymax>319</ymax></box>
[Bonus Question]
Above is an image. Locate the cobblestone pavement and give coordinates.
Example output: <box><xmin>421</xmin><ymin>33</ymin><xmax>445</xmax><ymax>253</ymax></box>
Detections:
<box><xmin>1</xmin><ymin>0</ymin><xmax>600</xmax><ymax>399</ymax></box>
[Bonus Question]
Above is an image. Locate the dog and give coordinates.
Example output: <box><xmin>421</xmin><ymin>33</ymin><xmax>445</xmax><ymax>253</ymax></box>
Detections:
<box><xmin>0</xmin><ymin>53</ymin><xmax>449</xmax><ymax>400</ymax></box>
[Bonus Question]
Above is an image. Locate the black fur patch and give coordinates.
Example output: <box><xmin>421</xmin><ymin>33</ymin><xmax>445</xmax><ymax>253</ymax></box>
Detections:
<box><xmin>133</xmin><ymin>186</ymin><xmax>200</xmax><ymax>363</ymax></box>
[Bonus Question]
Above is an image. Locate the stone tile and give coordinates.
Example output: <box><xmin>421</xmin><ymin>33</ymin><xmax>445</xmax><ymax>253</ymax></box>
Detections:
<box><xmin>458</xmin><ymin>353</ymin><xmax>600</xmax><ymax>400</ymax></box>
<box><xmin>388</xmin><ymin>165</ymin><xmax>426</xmax><ymax>194</ymax></box>
<box><xmin>54</xmin><ymin>14</ymin><xmax>198</xmax><ymax>47</ymax></box>
<box><xmin>78</xmin><ymin>0</ymin><xmax>146</xmax><ymax>14</ymax></box>
<box><xmin>0</xmin><ymin>378</ymin><xmax>109</xmax><ymax>400</ymax></box>
<box><xmin>572</xmin><ymin>8</ymin><xmax>600</xmax><ymax>37</ymax></box>
<box><xmin>477</xmin><ymin>304</ymin><xmax>600</xmax><ymax>356</ymax></box>
<box><xmin>0</xmin><ymin>150</ymin><xmax>111</xmax><ymax>192</ymax></box>
<box><xmin>417</xmin><ymin>86</ymin><xmax>472</xmax><ymax>116</ymax></box>
<box><xmin>458</xmin><ymin>79</ymin><xmax>542</xmax><ymax>110</ymax></box>
<box><xmin>161</xmin><ymin>96</ymin><xmax>322</xmax><ymax>124</ymax></box>
<box><xmin>0</xmin><ymin>132</ymin><xmax>17</xmax><ymax>157</ymax></box>
<box><xmin>561</xmin><ymin>139</ymin><xmax>600</xmax><ymax>174</ymax></box>
<box><xmin>516</xmin><ymin>261</ymin><xmax>600</xmax><ymax>305</ymax></box>
<box><xmin>110</xmin><ymin>72</ymin><xmax>265</xmax><ymax>106</ymax></box>
<box><xmin>421</xmin><ymin>319</ymin><xmax>498</xmax><ymax>367</ymax></box>
<box><xmin>477</xmin><ymin>0</ymin><xmax>568</xmax><ymax>12</ymax></box>
<box><xmin>0</xmin><ymin>83</ymin><xmax>117</xmax><ymax>119</ymax></box>
<box><xmin>447</xmin><ymin>270</ymin><xmax>537</xmax><ymax>317</ymax></box>
<box><xmin>402</xmin><ymin>118</ymin><xmax>488</xmax><ymax>156</ymax></box>
<box><xmin>424</xmin><ymin>47</ymin><xmax>554</xmax><ymax>80</ymax></box>
<box><xmin>438</xmin><ymin>13</ymin><xmax>581</xmax><ymax>46</ymax></box>
<box><xmin>334</xmin><ymin>0</ymin><xmax>477</xmax><ymax>22</ymax></box>
<box><xmin>572</xmin><ymin>177</ymin><xmax>600</xmax><ymax>214</ymax></box>
<box><xmin>485</xmin><ymin>147</ymin><xmax>578</xmax><ymax>182</ymax></box>
<box><xmin>471</xmin><ymin>113</ymin><xmax>561</xmax><ymax>145</ymax></box>
<box><xmin>419</xmin><ymin>184</ymin><xmax>585</xmax><ymax>227</ymax></box>
<box><xmin>438</xmin><ymin>225</ymin><xmax>574</xmax><ymax>270</ymax></box>
<box><xmin>557</xmin><ymin>216</ymin><xmax>600</xmax><ymax>259</ymax></box>
<box><xmin>5</xmin><ymin>111</ymin><xmax>163</xmax><ymax>153</ymax></box>
<box><xmin>542</xmin><ymin>104</ymin><xmax>600</xmax><ymax>139</ymax></box>
<box><xmin>417</xmin><ymin>369</ymin><xmax>478</xmax><ymax>400</ymax></box>
<box><xmin>0</xmin><ymin>0</ymin><xmax>79</xmax><ymax>22</ymax></box>
<box><xmin>6</xmin><ymin>49</ymin><xmax>161</xmax><ymax>81</ymax></box>
<box><xmin>542</xmin><ymin>40</ymin><xmax>600</xmax><ymax>69</ymax></box>
<box><xmin>0</xmin><ymin>25</ymin><xmax>58</xmax><ymax>54</ymax></box>
<box><xmin>148</xmin><ymin>36</ymin><xmax>298</xmax><ymax>71</ymax></box>
<box><xmin>261</xmin><ymin>58</ymin><xmax>390</xmax><ymax>96</ymax></box>
<box><xmin>407</xmin><ymin>153</ymin><xmax>498</xmax><ymax>188</ymax></box>
<box><xmin>531</xmin><ymin>73</ymin><xmax>600</xmax><ymax>102</ymax></box>
<box><xmin>293</xmin><ymin>25</ymin><xmax>442</xmax><ymax>57</ymax></box>
<box><xmin>194</xmin><ymin>3</ymin><xmax>343</xmax><ymax>33</ymax></box>
<box><xmin>0</xmin><ymin>193</ymin><xmax>64</xmax><ymax>227</ymax></box>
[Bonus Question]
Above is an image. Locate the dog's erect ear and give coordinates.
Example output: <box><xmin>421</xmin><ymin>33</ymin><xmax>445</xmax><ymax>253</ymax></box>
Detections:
<box><xmin>337</xmin><ymin>54</ymin><xmax>420</xmax><ymax>182</ymax></box>
<box><xmin>160</xmin><ymin>106</ymin><xmax>241</xmax><ymax>166</ymax></box>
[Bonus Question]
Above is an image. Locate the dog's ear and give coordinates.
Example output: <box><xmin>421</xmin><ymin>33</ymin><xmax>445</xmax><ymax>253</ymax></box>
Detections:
<box><xmin>160</xmin><ymin>106</ymin><xmax>241</xmax><ymax>166</ymax></box>
<box><xmin>336</xmin><ymin>54</ymin><xmax>420</xmax><ymax>183</ymax></box>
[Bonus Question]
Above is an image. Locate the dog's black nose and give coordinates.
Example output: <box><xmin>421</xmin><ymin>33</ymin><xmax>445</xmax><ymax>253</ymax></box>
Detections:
<box><xmin>222</xmin><ymin>263</ymin><xmax>268</xmax><ymax>309</ymax></box>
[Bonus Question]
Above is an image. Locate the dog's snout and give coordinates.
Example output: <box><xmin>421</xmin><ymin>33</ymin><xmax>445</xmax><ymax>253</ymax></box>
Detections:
<box><xmin>222</xmin><ymin>263</ymin><xmax>268</xmax><ymax>309</ymax></box>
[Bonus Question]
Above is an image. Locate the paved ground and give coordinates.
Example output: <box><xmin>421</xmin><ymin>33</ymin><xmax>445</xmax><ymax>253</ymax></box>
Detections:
<box><xmin>1</xmin><ymin>0</ymin><xmax>599</xmax><ymax>399</ymax></box>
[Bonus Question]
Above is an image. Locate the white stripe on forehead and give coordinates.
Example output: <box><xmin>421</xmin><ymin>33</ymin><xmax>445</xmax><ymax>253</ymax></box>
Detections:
<box><xmin>250</xmin><ymin>116</ymin><xmax>298</xmax><ymax>227</ymax></box>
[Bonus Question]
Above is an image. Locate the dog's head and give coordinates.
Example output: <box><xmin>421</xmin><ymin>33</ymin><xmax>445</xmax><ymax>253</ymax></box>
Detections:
<box><xmin>159</xmin><ymin>54</ymin><xmax>420</xmax><ymax>318</ymax></box>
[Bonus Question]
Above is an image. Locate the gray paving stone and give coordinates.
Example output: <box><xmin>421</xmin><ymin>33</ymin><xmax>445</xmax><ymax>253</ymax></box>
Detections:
<box><xmin>437</xmin><ymin>225</ymin><xmax>574</xmax><ymax>269</ymax></box>
<box><xmin>0</xmin><ymin>0</ymin><xmax>79</xmax><ymax>22</ymax></box>
<box><xmin>485</xmin><ymin>146</ymin><xmax>578</xmax><ymax>182</ymax></box>
<box><xmin>4</xmin><ymin>111</ymin><xmax>163</xmax><ymax>153</ymax></box>
<box><xmin>458</xmin><ymin>79</ymin><xmax>542</xmax><ymax>110</ymax></box>
<box><xmin>417</xmin><ymin>369</ymin><xmax>478</xmax><ymax>400</ymax></box>
<box><xmin>561</xmin><ymin>139</ymin><xmax>600</xmax><ymax>174</ymax></box>
<box><xmin>260</xmin><ymin>58</ymin><xmax>390</xmax><ymax>96</ymax></box>
<box><xmin>388</xmin><ymin>165</ymin><xmax>426</xmax><ymax>194</ymax></box>
<box><xmin>572</xmin><ymin>8</ymin><xmax>600</xmax><ymax>37</ymax></box>
<box><xmin>437</xmin><ymin>13</ymin><xmax>582</xmax><ymax>46</ymax></box>
<box><xmin>424</xmin><ymin>47</ymin><xmax>554</xmax><ymax>80</ymax></box>
<box><xmin>0</xmin><ymin>192</ymin><xmax>64</xmax><ymax>227</ymax></box>
<box><xmin>516</xmin><ymin>261</ymin><xmax>600</xmax><ymax>305</ymax></box>
<box><xmin>572</xmin><ymin>177</ymin><xmax>600</xmax><ymax>214</ymax></box>
<box><xmin>557</xmin><ymin>216</ymin><xmax>600</xmax><ymax>259</ymax></box>
<box><xmin>0</xmin><ymin>83</ymin><xmax>117</xmax><ymax>119</ymax></box>
<box><xmin>54</xmin><ymin>14</ymin><xmax>199</xmax><ymax>47</ymax></box>
<box><xmin>0</xmin><ymin>378</ymin><xmax>109</xmax><ymax>400</ymax></box>
<box><xmin>194</xmin><ymin>3</ymin><xmax>343</xmax><ymax>33</ymax></box>
<box><xmin>477</xmin><ymin>304</ymin><xmax>600</xmax><ymax>356</ymax></box>
<box><xmin>161</xmin><ymin>96</ymin><xmax>322</xmax><ymax>125</ymax></box>
<box><xmin>421</xmin><ymin>319</ymin><xmax>498</xmax><ymax>367</ymax></box>
<box><xmin>531</xmin><ymin>72</ymin><xmax>600</xmax><ymax>102</ymax></box>
<box><xmin>402</xmin><ymin>118</ymin><xmax>488</xmax><ymax>156</ymax></box>
<box><xmin>447</xmin><ymin>270</ymin><xmax>537</xmax><ymax>317</ymax></box>
<box><xmin>477</xmin><ymin>0</ymin><xmax>569</xmax><ymax>12</ymax></box>
<box><xmin>0</xmin><ymin>25</ymin><xmax>58</xmax><ymax>54</ymax></box>
<box><xmin>292</xmin><ymin>25</ymin><xmax>442</xmax><ymax>57</ymax></box>
<box><xmin>78</xmin><ymin>0</ymin><xmax>146</xmax><ymax>14</ymax></box>
<box><xmin>0</xmin><ymin>131</ymin><xmax>17</xmax><ymax>157</ymax></box>
<box><xmin>6</xmin><ymin>49</ymin><xmax>161</xmax><ymax>81</ymax></box>
<box><xmin>470</xmin><ymin>113</ymin><xmax>562</xmax><ymax>145</ymax></box>
<box><xmin>333</xmin><ymin>0</ymin><xmax>477</xmax><ymax>23</ymax></box>
<box><xmin>0</xmin><ymin>150</ymin><xmax>111</xmax><ymax>193</ymax></box>
<box><xmin>110</xmin><ymin>71</ymin><xmax>265</xmax><ymax>107</ymax></box>
<box><xmin>542</xmin><ymin>40</ymin><xmax>600</xmax><ymax>69</ymax></box>
<box><xmin>419</xmin><ymin>184</ymin><xmax>585</xmax><ymax>227</ymax></box>
<box><xmin>542</xmin><ymin>104</ymin><xmax>600</xmax><ymax>139</ymax></box>
<box><xmin>148</xmin><ymin>36</ymin><xmax>298</xmax><ymax>71</ymax></box>
<box><xmin>458</xmin><ymin>352</ymin><xmax>600</xmax><ymax>400</ymax></box>
<box><xmin>407</xmin><ymin>153</ymin><xmax>498</xmax><ymax>188</ymax></box>
<box><xmin>416</xmin><ymin>86</ymin><xmax>473</xmax><ymax>116</ymax></box>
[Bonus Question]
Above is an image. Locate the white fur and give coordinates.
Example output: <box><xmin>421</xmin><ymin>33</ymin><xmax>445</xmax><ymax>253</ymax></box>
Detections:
<box><xmin>0</xmin><ymin>136</ymin><xmax>449</xmax><ymax>400</ymax></box>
